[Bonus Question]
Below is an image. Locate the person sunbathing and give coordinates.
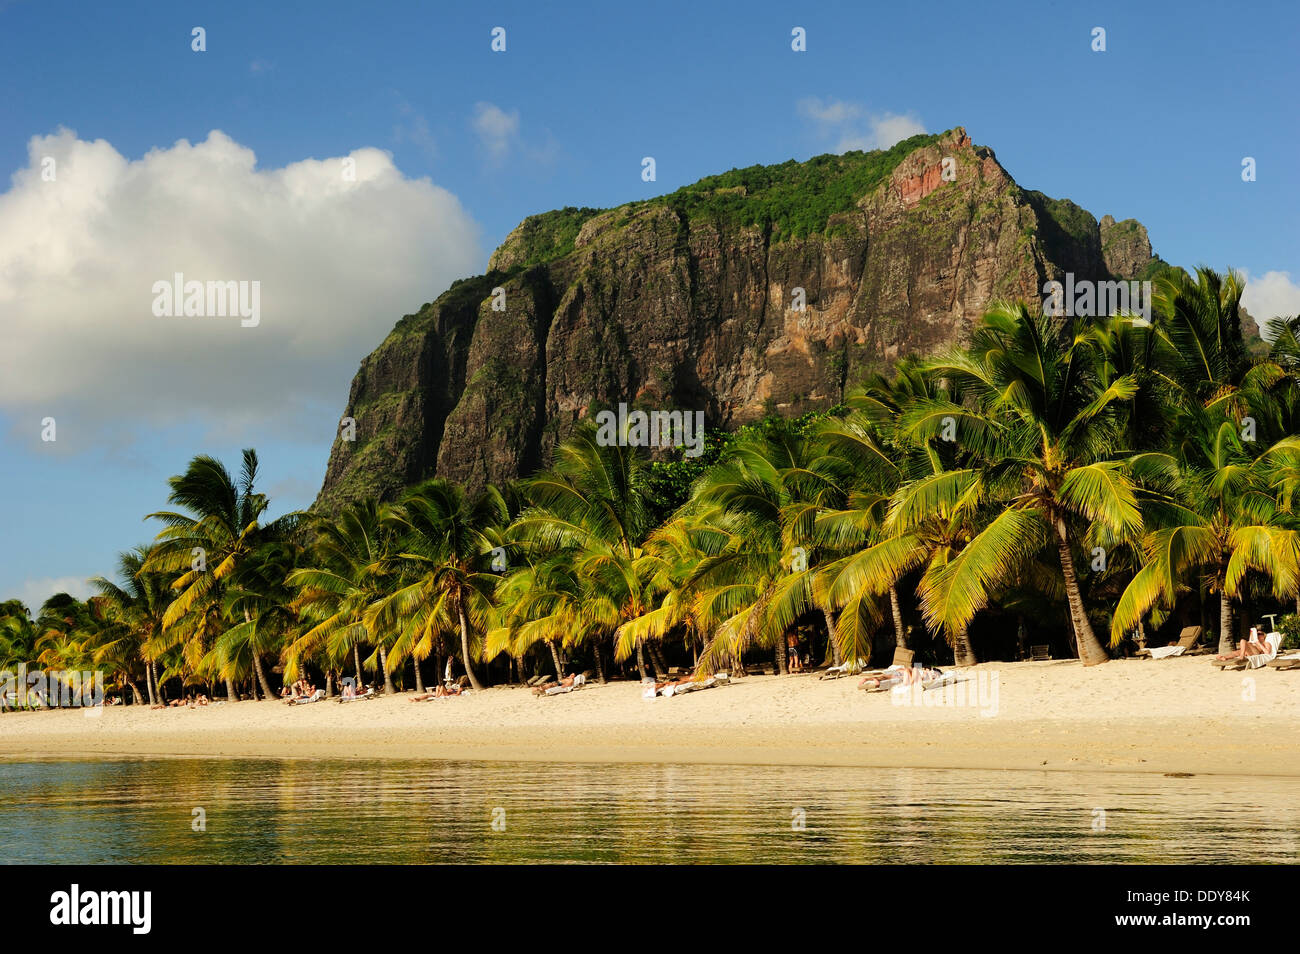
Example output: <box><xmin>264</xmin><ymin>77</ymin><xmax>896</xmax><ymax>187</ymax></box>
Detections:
<box><xmin>653</xmin><ymin>675</ymin><xmax>694</xmax><ymax>694</ymax></box>
<box><xmin>412</xmin><ymin>683</ymin><xmax>461</xmax><ymax>701</ymax></box>
<box><xmin>534</xmin><ymin>673</ymin><xmax>581</xmax><ymax>696</ymax></box>
<box><xmin>859</xmin><ymin>664</ymin><xmax>942</xmax><ymax>691</ymax></box>
<box><xmin>1214</xmin><ymin>627</ymin><xmax>1272</xmax><ymax>661</ymax></box>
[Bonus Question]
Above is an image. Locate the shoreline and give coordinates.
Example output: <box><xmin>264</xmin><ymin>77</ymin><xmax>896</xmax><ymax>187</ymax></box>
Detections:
<box><xmin>2</xmin><ymin>658</ymin><xmax>1298</xmax><ymax>778</ymax></box>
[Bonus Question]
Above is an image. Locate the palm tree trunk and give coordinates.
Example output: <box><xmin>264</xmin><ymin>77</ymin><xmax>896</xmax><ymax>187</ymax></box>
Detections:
<box><xmin>377</xmin><ymin>643</ymin><xmax>396</xmax><ymax>694</ymax></box>
<box><xmin>143</xmin><ymin>658</ymin><xmax>156</xmax><ymax>706</ymax></box>
<box><xmin>151</xmin><ymin>661</ymin><xmax>162</xmax><ymax>703</ymax></box>
<box><xmin>822</xmin><ymin>608</ymin><xmax>842</xmax><ymax>666</ymax></box>
<box><xmin>546</xmin><ymin>639</ymin><xmax>564</xmax><ymax>678</ymax></box>
<box><xmin>635</xmin><ymin>642</ymin><xmax>648</xmax><ymax>681</ymax></box>
<box><xmin>774</xmin><ymin>638</ymin><xmax>788</xmax><ymax>674</ymax></box>
<box><xmin>325</xmin><ymin>670</ymin><xmax>334</xmax><ymax>699</ymax></box>
<box><xmin>1054</xmin><ymin>518</ymin><xmax>1109</xmax><ymax>666</ymax></box>
<box><xmin>592</xmin><ymin>640</ymin><xmax>607</xmax><ymax>684</ymax></box>
<box><xmin>253</xmin><ymin>654</ymin><xmax>275</xmax><ymax>700</ymax></box>
<box><xmin>1219</xmin><ymin>591</ymin><xmax>1236</xmax><ymax>655</ymax></box>
<box><xmin>225</xmin><ymin>675</ymin><xmax>238</xmax><ymax>702</ymax></box>
<box><xmin>889</xmin><ymin>586</ymin><xmax>908</xmax><ymax>650</ymax></box>
<box><xmin>457</xmin><ymin>603</ymin><xmax>484</xmax><ymax>690</ymax></box>
<box><xmin>354</xmin><ymin>644</ymin><xmax>363</xmax><ymax>686</ymax></box>
<box><xmin>128</xmin><ymin>680</ymin><xmax>144</xmax><ymax>705</ymax></box>
<box><xmin>953</xmin><ymin>629</ymin><xmax>977</xmax><ymax>667</ymax></box>
<box><xmin>649</xmin><ymin>642</ymin><xmax>668</xmax><ymax>678</ymax></box>
<box><xmin>413</xmin><ymin>658</ymin><xmax>425</xmax><ymax>693</ymax></box>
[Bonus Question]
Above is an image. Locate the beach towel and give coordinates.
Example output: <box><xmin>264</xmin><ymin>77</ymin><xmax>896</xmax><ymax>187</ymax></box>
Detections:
<box><xmin>1147</xmin><ymin>645</ymin><xmax>1186</xmax><ymax>660</ymax></box>
<box><xmin>1245</xmin><ymin>632</ymin><xmax>1283</xmax><ymax>670</ymax></box>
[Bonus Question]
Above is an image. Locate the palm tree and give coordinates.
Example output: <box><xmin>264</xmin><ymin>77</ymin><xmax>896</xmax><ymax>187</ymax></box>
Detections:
<box><xmin>215</xmin><ymin>537</ymin><xmax>302</xmax><ymax>698</ymax></box>
<box><xmin>1111</xmin><ymin>419</ymin><xmax>1300</xmax><ymax>651</ymax></box>
<box><xmin>811</xmin><ymin>369</ymin><xmax>963</xmax><ymax>663</ymax></box>
<box><xmin>379</xmin><ymin>479</ymin><xmax>507</xmax><ymax>691</ymax></box>
<box><xmin>144</xmin><ymin>449</ymin><xmax>294</xmax><ymax>700</ymax></box>
<box><xmin>89</xmin><ymin>547</ymin><xmax>172</xmax><ymax>705</ymax></box>
<box><xmin>512</xmin><ymin>423</ymin><xmax>658</xmax><ymax>679</ymax></box>
<box><xmin>915</xmin><ymin>304</ymin><xmax>1148</xmax><ymax>665</ymax></box>
<box><xmin>488</xmin><ymin>553</ymin><xmax>591</xmax><ymax>680</ymax></box>
<box><xmin>287</xmin><ymin>499</ymin><xmax>400</xmax><ymax>692</ymax></box>
<box><xmin>683</xmin><ymin>418</ymin><xmax>832</xmax><ymax>674</ymax></box>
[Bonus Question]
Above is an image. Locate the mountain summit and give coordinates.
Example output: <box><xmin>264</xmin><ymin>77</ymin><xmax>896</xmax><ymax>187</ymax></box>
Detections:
<box><xmin>316</xmin><ymin>127</ymin><xmax>1162</xmax><ymax>508</ymax></box>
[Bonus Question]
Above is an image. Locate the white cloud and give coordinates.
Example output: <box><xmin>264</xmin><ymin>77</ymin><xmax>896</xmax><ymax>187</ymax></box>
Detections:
<box><xmin>16</xmin><ymin>575</ymin><xmax>95</xmax><ymax>611</ymax></box>
<box><xmin>0</xmin><ymin>128</ymin><xmax>482</xmax><ymax>450</ymax></box>
<box><xmin>471</xmin><ymin>102</ymin><xmax>521</xmax><ymax>160</ymax></box>
<box><xmin>798</xmin><ymin>98</ymin><xmax>926</xmax><ymax>153</ymax></box>
<box><xmin>1241</xmin><ymin>270</ymin><xmax>1300</xmax><ymax>332</ymax></box>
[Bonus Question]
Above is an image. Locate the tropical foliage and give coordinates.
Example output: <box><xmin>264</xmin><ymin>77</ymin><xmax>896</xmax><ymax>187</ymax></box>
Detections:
<box><xmin>9</xmin><ymin>267</ymin><xmax>1300</xmax><ymax>704</ymax></box>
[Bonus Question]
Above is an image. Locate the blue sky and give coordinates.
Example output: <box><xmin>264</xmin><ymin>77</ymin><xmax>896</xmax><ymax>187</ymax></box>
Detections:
<box><xmin>2</xmin><ymin>0</ymin><xmax>1298</xmax><ymax>609</ymax></box>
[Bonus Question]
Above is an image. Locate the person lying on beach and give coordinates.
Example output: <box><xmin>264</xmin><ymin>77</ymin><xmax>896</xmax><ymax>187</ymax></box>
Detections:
<box><xmin>654</xmin><ymin>676</ymin><xmax>694</xmax><ymax>694</ymax></box>
<box><xmin>411</xmin><ymin>684</ymin><xmax>462</xmax><ymax>701</ymax></box>
<box><xmin>341</xmin><ymin>682</ymin><xmax>356</xmax><ymax>700</ymax></box>
<box><xmin>1214</xmin><ymin>627</ymin><xmax>1273</xmax><ymax>661</ymax></box>
<box><xmin>533</xmin><ymin>673</ymin><xmax>582</xmax><ymax>696</ymax></box>
<box><xmin>858</xmin><ymin>665</ymin><xmax>942</xmax><ymax>691</ymax></box>
<box><xmin>282</xmin><ymin>683</ymin><xmax>319</xmax><ymax>703</ymax></box>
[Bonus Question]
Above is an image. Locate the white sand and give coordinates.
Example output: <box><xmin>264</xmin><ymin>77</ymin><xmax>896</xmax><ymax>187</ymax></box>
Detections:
<box><xmin>2</xmin><ymin>657</ymin><xmax>1297</xmax><ymax>776</ymax></box>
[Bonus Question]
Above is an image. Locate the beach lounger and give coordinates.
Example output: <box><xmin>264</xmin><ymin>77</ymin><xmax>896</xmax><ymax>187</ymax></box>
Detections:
<box><xmin>289</xmin><ymin>689</ymin><xmax>325</xmax><ymax>705</ymax></box>
<box><xmin>859</xmin><ymin>665</ymin><xmax>942</xmax><ymax>692</ymax></box>
<box><xmin>819</xmin><ymin>659</ymin><xmax>865</xmax><ymax>679</ymax></box>
<box><xmin>671</xmin><ymin>676</ymin><xmax>716</xmax><ymax>696</ymax></box>
<box><xmin>1267</xmin><ymin>653</ymin><xmax>1300</xmax><ymax>670</ymax></box>
<box><xmin>541</xmin><ymin>673</ymin><xmax>587</xmax><ymax>696</ymax></box>
<box><xmin>856</xmin><ymin>646</ymin><xmax>918</xmax><ymax>680</ymax></box>
<box><xmin>338</xmin><ymin>688</ymin><xmax>375</xmax><ymax>703</ymax></box>
<box><xmin>1029</xmin><ymin>644</ymin><xmax>1051</xmax><ymax>661</ymax></box>
<box><xmin>922</xmin><ymin>670</ymin><xmax>961</xmax><ymax>691</ymax></box>
<box><xmin>1214</xmin><ymin>632</ymin><xmax>1282</xmax><ymax>670</ymax></box>
<box><xmin>1137</xmin><ymin>625</ymin><xmax>1206</xmax><ymax>659</ymax></box>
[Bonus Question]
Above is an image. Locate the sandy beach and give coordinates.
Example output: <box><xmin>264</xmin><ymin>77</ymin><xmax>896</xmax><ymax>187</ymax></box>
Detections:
<box><xmin>2</xmin><ymin>657</ymin><xmax>1297</xmax><ymax>777</ymax></box>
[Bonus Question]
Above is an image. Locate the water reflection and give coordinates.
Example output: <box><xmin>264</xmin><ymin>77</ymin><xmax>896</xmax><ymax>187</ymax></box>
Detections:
<box><xmin>2</xmin><ymin>758</ymin><xmax>1296</xmax><ymax>864</ymax></box>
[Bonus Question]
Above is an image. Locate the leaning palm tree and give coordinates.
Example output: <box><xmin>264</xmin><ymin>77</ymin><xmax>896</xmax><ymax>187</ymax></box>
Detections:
<box><xmin>378</xmin><ymin>479</ymin><xmax>507</xmax><ymax>691</ymax></box>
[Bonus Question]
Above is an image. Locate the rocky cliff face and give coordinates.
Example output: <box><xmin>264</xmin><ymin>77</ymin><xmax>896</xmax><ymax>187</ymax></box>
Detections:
<box><xmin>316</xmin><ymin>127</ymin><xmax>1161</xmax><ymax>508</ymax></box>
<box><xmin>1099</xmin><ymin>214</ymin><xmax>1156</xmax><ymax>279</ymax></box>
